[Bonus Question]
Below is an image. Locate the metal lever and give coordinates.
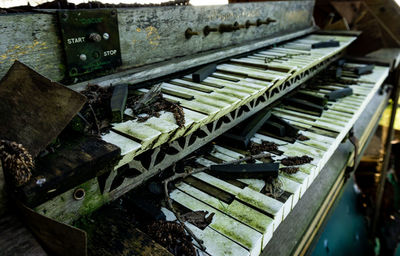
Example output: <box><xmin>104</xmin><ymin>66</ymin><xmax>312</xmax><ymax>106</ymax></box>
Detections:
<box><xmin>185</xmin><ymin>28</ymin><xmax>199</xmax><ymax>39</ymax></box>
<box><xmin>204</xmin><ymin>25</ymin><xmax>218</xmax><ymax>36</ymax></box>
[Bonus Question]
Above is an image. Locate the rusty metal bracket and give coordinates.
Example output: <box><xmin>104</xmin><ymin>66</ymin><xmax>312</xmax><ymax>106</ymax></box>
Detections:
<box><xmin>58</xmin><ymin>9</ymin><xmax>122</xmax><ymax>81</ymax></box>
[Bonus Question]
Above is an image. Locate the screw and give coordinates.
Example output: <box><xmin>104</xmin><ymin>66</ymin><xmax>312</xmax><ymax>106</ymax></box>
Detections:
<box><xmin>103</xmin><ymin>33</ymin><xmax>110</xmax><ymax>40</ymax></box>
<box><xmin>185</xmin><ymin>28</ymin><xmax>199</xmax><ymax>39</ymax></box>
<box><xmin>79</xmin><ymin>54</ymin><xmax>87</xmax><ymax>61</ymax></box>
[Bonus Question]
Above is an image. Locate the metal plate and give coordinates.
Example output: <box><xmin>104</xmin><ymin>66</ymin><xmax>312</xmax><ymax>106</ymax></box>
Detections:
<box><xmin>58</xmin><ymin>9</ymin><xmax>122</xmax><ymax>79</ymax></box>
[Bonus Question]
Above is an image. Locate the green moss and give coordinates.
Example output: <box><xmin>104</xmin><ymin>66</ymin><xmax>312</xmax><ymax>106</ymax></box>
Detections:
<box><xmin>210</xmin><ymin>223</ymin><xmax>253</xmax><ymax>249</ymax></box>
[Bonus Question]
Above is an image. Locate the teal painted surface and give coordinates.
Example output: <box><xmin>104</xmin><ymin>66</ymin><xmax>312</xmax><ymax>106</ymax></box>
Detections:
<box><xmin>310</xmin><ymin>177</ymin><xmax>372</xmax><ymax>256</ymax></box>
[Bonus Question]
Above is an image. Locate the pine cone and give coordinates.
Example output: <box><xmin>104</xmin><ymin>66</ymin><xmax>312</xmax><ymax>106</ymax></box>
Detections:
<box><xmin>0</xmin><ymin>140</ymin><xmax>33</xmax><ymax>187</ymax></box>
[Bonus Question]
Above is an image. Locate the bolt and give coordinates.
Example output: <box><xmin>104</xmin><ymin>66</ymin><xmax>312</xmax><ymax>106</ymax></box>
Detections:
<box><xmin>79</xmin><ymin>54</ymin><xmax>87</xmax><ymax>61</ymax></box>
<box><xmin>103</xmin><ymin>33</ymin><xmax>110</xmax><ymax>40</ymax></box>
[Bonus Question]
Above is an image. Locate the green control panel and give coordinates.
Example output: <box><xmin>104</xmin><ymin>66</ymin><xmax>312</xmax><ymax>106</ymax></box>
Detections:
<box><xmin>58</xmin><ymin>9</ymin><xmax>122</xmax><ymax>81</ymax></box>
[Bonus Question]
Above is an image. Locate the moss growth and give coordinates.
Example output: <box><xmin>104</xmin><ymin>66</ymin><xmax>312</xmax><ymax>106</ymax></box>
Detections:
<box><xmin>210</xmin><ymin>223</ymin><xmax>253</xmax><ymax>249</ymax></box>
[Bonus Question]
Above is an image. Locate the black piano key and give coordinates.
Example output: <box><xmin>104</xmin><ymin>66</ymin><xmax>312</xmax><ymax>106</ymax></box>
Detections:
<box><xmin>161</xmin><ymin>88</ymin><xmax>194</xmax><ymax>100</ymax></box>
<box><xmin>110</xmin><ymin>84</ymin><xmax>128</xmax><ymax>122</ymax></box>
<box><xmin>222</xmin><ymin>108</ymin><xmax>271</xmax><ymax>147</ymax></box>
<box><xmin>169</xmin><ymin>80</ymin><xmax>213</xmax><ymax>93</ymax></box>
<box><xmin>355</xmin><ymin>64</ymin><xmax>374</xmax><ymax>75</ymax></box>
<box><xmin>192</xmin><ymin>63</ymin><xmax>217</xmax><ymax>82</ymax></box>
<box><xmin>211</xmin><ymin>74</ymin><xmax>240</xmax><ymax>82</ymax></box>
<box><xmin>311</xmin><ymin>40</ymin><xmax>340</xmax><ymax>49</ymax></box>
<box><xmin>293</xmin><ymin>91</ymin><xmax>328</xmax><ymax>106</ymax></box>
<box><xmin>210</xmin><ymin>163</ymin><xmax>279</xmax><ymax>179</ymax></box>
<box><xmin>263</xmin><ymin>121</ymin><xmax>286</xmax><ymax>137</ymax></box>
<box><xmin>326</xmin><ymin>87</ymin><xmax>353</xmax><ymax>100</ymax></box>
<box><xmin>283</xmin><ymin>98</ymin><xmax>324</xmax><ymax>116</ymax></box>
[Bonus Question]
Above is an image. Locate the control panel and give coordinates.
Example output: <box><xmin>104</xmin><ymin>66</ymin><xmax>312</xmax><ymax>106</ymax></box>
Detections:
<box><xmin>58</xmin><ymin>9</ymin><xmax>122</xmax><ymax>81</ymax></box>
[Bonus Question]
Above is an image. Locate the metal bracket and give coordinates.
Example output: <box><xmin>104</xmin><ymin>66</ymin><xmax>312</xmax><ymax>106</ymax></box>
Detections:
<box><xmin>58</xmin><ymin>9</ymin><xmax>122</xmax><ymax>81</ymax></box>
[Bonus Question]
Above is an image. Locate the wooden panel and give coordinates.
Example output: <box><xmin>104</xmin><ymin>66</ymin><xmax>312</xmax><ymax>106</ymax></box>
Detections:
<box><xmin>0</xmin><ymin>2</ymin><xmax>315</xmax><ymax>83</ymax></box>
<box><xmin>0</xmin><ymin>213</ymin><xmax>47</xmax><ymax>256</ymax></box>
<box><xmin>19</xmin><ymin>137</ymin><xmax>121</xmax><ymax>207</ymax></box>
<box><xmin>0</xmin><ymin>163</ymin><xmax>5</xmax><ymax>217</ymax></box>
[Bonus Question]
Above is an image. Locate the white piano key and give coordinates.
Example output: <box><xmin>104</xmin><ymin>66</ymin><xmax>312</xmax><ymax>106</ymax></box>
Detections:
<box><xmin>185</xmin><ymin>222</ymin><xmax>251</xmax><ymax>256</ymax></box>
<box><xmin>101</xmin><ymin>131</ymin><xmax>142</xmax><ymax>168</ymax></box>
<box><xmin>171</xmin><ymin>189</ymin><xmax>263</xmax><ymax>256</ymax></box>
<box><xmin>112</xmin><ymin>121</ymin><xmax>162</xmax><ymax>149</ymax></box>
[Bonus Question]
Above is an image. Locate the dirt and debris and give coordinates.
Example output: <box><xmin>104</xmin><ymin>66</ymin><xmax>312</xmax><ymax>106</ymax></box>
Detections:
<box><xmin>297</xmin><ymin>134</ymin><xmax>310</xmax><ymax>141</ymax></box>
<box><xmin>73</xmin><ymin>84</ymin><xmax>113</xmax><ymax>136</ymax></box>
<box><xmin>181</xmin><ymin>210</ymin><xmax>214</xmax><ymax>229</ymax></box>
<box><xmin>127</xmin><ymin>90</ymin><xmax>185</xmax><ymax>128</ymax></box>
<box><xmin>146</xmin><ymin>220</ymin><xmax>197</xmax><ymax>256</ymax></box>
<box><xmin>281</xmin><ymin>155</ymin><xmax>313</xmax><ymax>166</ymax></box>
<box><xmin>280</xmin><ymin>167</ymin><xmax>300</xmax><ymax>174</ymax></box>
<box><xmin>249</xmin><ymin>141</ymin><xmax>279</xmax><ymax>154</ymax></box>
<box><xmin>264</xmin><ymin>176</ymin><xmax>284</xmax><ymax>198</ymax></box>
<box><xmin>0</xmin><ymin>0</ymin><xmax>190</xmax><ymax>14</ymax></box>
<box><xmin>0</xmin><ymin>140</ymin><xmax>34</xmax><ymax>187</ymax></box>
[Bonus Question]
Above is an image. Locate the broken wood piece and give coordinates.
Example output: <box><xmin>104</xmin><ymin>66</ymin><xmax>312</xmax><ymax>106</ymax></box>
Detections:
<box><xmin>0</xmin><ymin>61</ymin><xmax>86</xmax><ymax>157</ymax></box>
<box><xmin>110</xmin><ymin>84</ymin><xmax>128</xmax><ymax>123</ymax></box>
<box><xmin>311</xmin><ymin>40</ymin><xmax>339</xmax><ymax>49</ymax></box>
<box><xmin>192</xmin><ymin>63</ymin><xmax>217</xmax><ymax>83</ymax></box>
<box><xmin>210</xmin><ymin>163</ymin><xmax>279</xmax><ymax>179</ymax></box>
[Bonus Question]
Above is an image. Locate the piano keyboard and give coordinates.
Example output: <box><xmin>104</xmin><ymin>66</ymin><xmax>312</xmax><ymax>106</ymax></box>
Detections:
<box><xmin>102</xmin><ymin>34</ymin><xmax>357</xmax><ymax>169</ymax></box>
<box><xmin>166</xmin><ymin>63</ymin><xmax>389</xmax><ymax>256</ymax></box>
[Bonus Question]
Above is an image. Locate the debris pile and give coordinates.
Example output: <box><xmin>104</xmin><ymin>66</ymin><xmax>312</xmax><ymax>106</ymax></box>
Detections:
<box><xmin>0</xmin><ymin>140</ymin><xmax>33</xmax><ymax>187</ymax></box>
<box><xmin>297</xmin><ymin>134</ymin><xmax>310</xmax><ymax>141</ymax></box>
<box><xmin>76</xmin><ymin>84</ymin><xmax>113</xmax><ymax>135</ymax></box>
<box><xmin>249</xmin><ymin>141</ymin><xmax>279</xmax><ymax>154</ymax></box>
<box><xmin>264</xmin><ymin>176</ymin><xmax>284</xmax><ymax>198</ymax></box>
<box><xmin>281</xmin><ymin>155</ymin><xmax>313</xmax><ymax>166</ymax></box>
<box><xmin>181</xmin><ymin>210</ymin><xmax>214</xmax><ymax>229</ymax></box>
<box><xmin>146</xmin><ymin>220</ymin><xmax>196</xmax><ymax>256</ymax></box>
<box><xmin>280</xmin><ymin>167</ymin><xmax>300</xmax><ymax>174</ymax></box>
<box><xmin>127</xmin><ymin>89</ymin><xmax>185</xmax><ymax>128</ymax></box>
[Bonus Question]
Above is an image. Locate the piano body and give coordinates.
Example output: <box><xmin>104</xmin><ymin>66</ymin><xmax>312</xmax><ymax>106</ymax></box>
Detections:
<box><xmin>0</xmin><ymin>1</ymin><xmax>396</xmax><ymax>255</ymax></box>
